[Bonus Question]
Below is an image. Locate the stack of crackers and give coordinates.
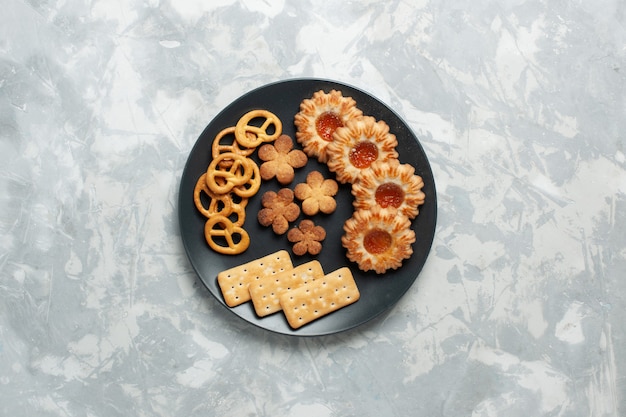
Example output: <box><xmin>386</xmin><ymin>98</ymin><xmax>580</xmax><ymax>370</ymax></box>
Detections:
<box><xmin>217</xmin><ymin>250</ymin><xmax>360</xmax><ymax>329</ymax></box>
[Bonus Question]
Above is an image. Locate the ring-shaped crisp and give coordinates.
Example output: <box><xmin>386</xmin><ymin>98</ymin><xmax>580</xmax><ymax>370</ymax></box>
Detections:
<box><xmin>194</xmin><ymin>173</ymin><xmax>236</xmax><ymax>218</ymax></box>
<box><xmin>231</xmin><ymin>159</ymin><xmax>261</xmax><ymax>199</ymax></box>
<box><xmin>204</xmin><ymin>215</ymin><xmax>250</xmax><ymax>255</ymax></box>
<box><xmin>205</xmin><ymin>152</ymin><xmax>255</xmax><ymax>195</ymax></box>
<box><xmin>212</xmin><ymin>126</ymin><xmax>256</xmax><ymax>169</ymax></box>
<box><xmin>235</xmin><ymin>109</ymin><xmax>282</xmax><ymax>148</ymax></box>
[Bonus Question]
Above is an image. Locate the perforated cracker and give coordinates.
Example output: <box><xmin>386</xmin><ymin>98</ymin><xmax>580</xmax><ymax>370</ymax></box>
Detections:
<box><xmin>279</xmin><ymin>267</ymin><xmax>360</xmax><ymax>329</ymax></box>
<box><xmin>249</xmin><ymin>260</ymin><xmax>324</xmax><ymax>317</ymax></box>
<box><xmin>217</xmin><ymin>250</ymin><xmax>293</xmax><ymax>307</ymax></box>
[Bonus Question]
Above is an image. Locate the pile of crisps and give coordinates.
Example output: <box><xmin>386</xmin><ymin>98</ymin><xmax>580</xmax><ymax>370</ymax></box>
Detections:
<box><xmin>193</xmin><ymin>110</ymin><xmax>282</xmax><ymax>255</ymax></box>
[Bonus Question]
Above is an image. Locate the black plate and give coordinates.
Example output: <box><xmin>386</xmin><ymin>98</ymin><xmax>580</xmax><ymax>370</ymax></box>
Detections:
<box><xmin>178</xmin><ymin>78</ymin><xmax>437</xmax><ymax>336</ymax></box>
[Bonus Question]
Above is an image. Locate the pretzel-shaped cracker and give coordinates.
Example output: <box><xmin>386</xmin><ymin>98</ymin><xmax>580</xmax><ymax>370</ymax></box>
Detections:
<box><xmin>194</xmin><ymin>109</ymin><xmax>285</xmax><ymax>256</ymax></box>
<box><xmin>231</xmin><ymin>160</ymin><xmax>261</xmax><ymax>199</ymax></box>
<box><xmin>235</xmin><ymin>110</ymin><xmax>282</xmax><ymax>148</ymax></box>
<box><xmin>205</xmin><ymin>152</ymin><xmax>256</xmax><ymax>195</ymax></box>
<box><xmin>204</xmin><ymin>215</ymin><xmax>250</xmax><ymax>255</ymax></box>
<box><xmin>212</xmin><ymin>126</ymin><xmax>256</xmax><ymax>169</ymax></box>
<box><xmin>194</xmin><ymin>174</ymin><xmax>248</xmax><ymax>226</ymax></box>
<box><xmin>194</xmin><ymin>173</ymin><xmax>233</xmax><ymax>218</ymax></box>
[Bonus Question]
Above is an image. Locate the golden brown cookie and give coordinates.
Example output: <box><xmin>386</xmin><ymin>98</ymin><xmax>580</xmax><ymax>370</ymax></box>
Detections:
<box><xmin>325</xmin><ymin>116</ymin><xmax>399</xmax><ymax>184</ymax></box>
<box><xmin>287</xmin><ymin>219</ymin><xmax>327</xmax><ymax>256</ymax></box>
<box><xmin>294</xmin><ymin>170</ymin><xmax>338</xmax><ymax>216</ymax></box>
<box><xmin>258</xmin><ymin>134</ymin><xmax>308</xmax><ymax>184</ymax></box>
<box><xmin>341</xmin><ymin>206</ymin><xmax>415</xmax><ymax>274</ymax></box>
<box><xmin>294</xmin><ymin>90</ymin><xmax>363</xmax><ymax>163</ymax></box>
<box><xmin>351</xmin><ymin>159</ymin><xmax>425</xmax><ymax>219</ymax></box>
<box><xmin>257</xmin><ymin>188</ymin><xmax>301</xmax><ymax>235</ymax></box>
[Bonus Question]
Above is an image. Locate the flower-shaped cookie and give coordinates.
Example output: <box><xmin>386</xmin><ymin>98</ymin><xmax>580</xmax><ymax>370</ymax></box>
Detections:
<box><xmin>351</xmin><ymin>159</ymin><xmax>425</xmax><ymax>219</ymax></box>
<box><xmin>342</xmin><ymin>206</ymin><xmax>415</xmax><ymax>274</ymax></box>
<box><xmin>294</xmin><ymin>90</ymin><xmax>363</xmax><ymax>163</ymax></box>
<box><xmin>326</xmin><ymin>116</ymin><xmax>399</xmax><ymax>184</ymax></box>
<box><xmin>287</xmin><ymin>219</ymin><xmax>327</xmax><ymax>256</ymax></box>
<box><xmin>257</xmin><ymin>188</ymin><xmax>301</xmax><ymax>234</ymax></box>
<box><xmin>294</xmin><ymin>170</ymin><xmax>339</xmax><ymax>216</ymax></box>
<box><xmin>258</xmin><ymin>134</ymin><xmax>308</xmax><ymax>184</ymax></box>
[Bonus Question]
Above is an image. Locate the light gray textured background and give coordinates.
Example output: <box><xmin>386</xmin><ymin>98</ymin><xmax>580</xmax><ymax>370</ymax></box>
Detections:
<box><xmin>1</xmin><ymin>1</ymin><xmax>625</xmax><ymax>416</ymax></box>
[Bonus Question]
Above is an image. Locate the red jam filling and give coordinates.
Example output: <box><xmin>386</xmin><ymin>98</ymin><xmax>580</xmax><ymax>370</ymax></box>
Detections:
<box><xmin>349</xmin><ymin>141</ymin><xmax>378</xmax><ymax>168</ymax></box>
<box><xmin>363</xmin><ymin>228</ymin><xmax>392</xmax><ymax>254</ymax></box>
<box><xmin>315</xmin><ymin>112</ymin><xmax>343</xmax><ymax>142</ymax></box>
<box><xmin>375</xmin><ymin>183</ymin><xmax>405</xmax><ymax>208</ymax></box>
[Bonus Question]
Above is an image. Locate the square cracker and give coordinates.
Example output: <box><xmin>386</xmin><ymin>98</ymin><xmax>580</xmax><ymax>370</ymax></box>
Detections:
<box><xmin>217</xmin><ymin>250</ymin><xmax>293</xmax><ymax>307</ymax></box>
<box><xmin>279</xmin><ymin>267</ymin><xmax>360</xmax><ymax>329</ymax></box>
<box><xmin>249</xmin><ymin>260</ymin><xmax>324</xmax><ymax>317</ymax></box>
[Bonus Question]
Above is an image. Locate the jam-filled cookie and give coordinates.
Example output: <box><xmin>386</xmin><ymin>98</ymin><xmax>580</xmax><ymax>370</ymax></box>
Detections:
<box><xmin>351</xmin><ymin>159</ymin><xmax>425</xmax><ymax>219</ymax></box>
<box><xmin>294</xmin><ymin>90</ymin><xmax>363</xmax><ymax>163</ymax></box>
<box><xmin>341</xmin><ymin>207</ymin><xmax>415</xmax><ymax>274</ymax></box>
<box><xmin>325</xmin><ymin>116</ymin><xmax>399</xmax><ymax>184</ymax></box>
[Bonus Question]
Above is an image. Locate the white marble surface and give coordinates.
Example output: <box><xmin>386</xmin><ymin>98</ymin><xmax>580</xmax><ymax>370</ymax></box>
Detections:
<box><xmin>1</xmin><ymin>1</ymin><xmax>625</xmax><ymax>416</ymax></box>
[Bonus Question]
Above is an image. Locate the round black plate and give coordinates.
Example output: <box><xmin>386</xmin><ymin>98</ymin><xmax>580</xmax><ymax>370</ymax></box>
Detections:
<box><xmin>178</xmin><ymin>78</ymin><xmax>437</xmax><ymax>336</ymax></box>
